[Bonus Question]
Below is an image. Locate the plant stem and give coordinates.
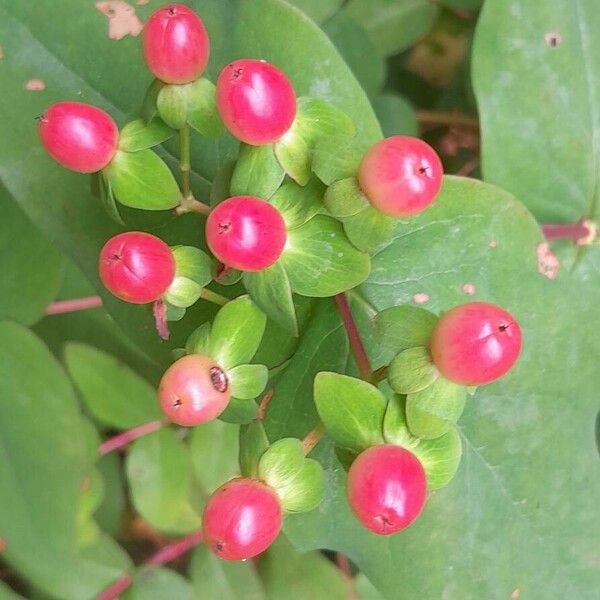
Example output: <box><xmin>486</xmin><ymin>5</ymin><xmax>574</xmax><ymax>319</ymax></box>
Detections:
<box><xmin>416</xmin><ymin>109</ymin><xmax>480</xmax><ymax>130</ymax></box>
<box><xmin>335</xmin><ymin>293</ymin><xmax>373</xmax><ymax>382</ymax></box>
<box><xmin>95</xmin><ymin>531</ymin><xmax>203</xmax><ymax>600</ymax></box>
<box><xmin>45</xmin><ymin>295</ymin><xmax>103</xmax><ymax>315</ymax></box>
<box><xmin>200</xmin><ymin>288</ymin><xmax>230</xmax><ymax>306</ymax></box>
<box><xmin>99</xmin><ymin>420</ymin><xmax>163</xmax><ymax>456</ymax></box>
<box><xmin>179</xmin><ymin>123</ymin><xmax>192</xmax><ymax>200</ymax></box>
<box><xmin>258</xmin><ymin>389</ymin><xmax>274</xmax><ymax>421</ymax></box>
<box><xmin>541</xmin><ymin>220</ymin><xmax>596</xmax><ymax>245</ymax></box>
<box><xmin>302</xmin><ymin>422</ymin><xmax>324</xmax><ymax>456</ymax></box>
<box><xmin>175</xmin><ymin>196</ymin><xmax>212</xmax><ymax>216</ymax></box>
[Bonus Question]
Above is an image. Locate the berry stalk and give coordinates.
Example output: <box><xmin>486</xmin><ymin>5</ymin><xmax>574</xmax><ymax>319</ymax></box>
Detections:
<box><xmin>179</xmin><ymin>123</ymin><xmax>192</xmax><ymax>200</ymax></box>
<box><xmin>45</xmin><ymin>295</ymin><xmax>103</xmax><ymax>315</ymax></box>
<box><xmin>199</xmin><ymin>288</ymin><xmax>230</xmax><ymax>306</ymax></box>
<box><xmin>302</xmin><ymin>422</ymin><xmax>324</xmax><ymax>455</ymax></box>
<box><xmin>99</xmin><ymin>420</ymin><xmax>163</xmax><ymax>456</ymax></box>
<box><xmin>541</xmin><ymin>220</ymin><xmax>596</xmax><ymax>245</ymax></box>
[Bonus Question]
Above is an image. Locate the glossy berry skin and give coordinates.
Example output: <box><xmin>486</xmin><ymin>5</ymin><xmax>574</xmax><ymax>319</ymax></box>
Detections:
<box><xmin>99</xmin><ymin>232</ymin><xmax>175</xmax><ymax>304</ymax></box>
<box><xmin>143</xmin><ymin>4</ymin><xmax>210</xmax><ymax>84</ymax></box>
<box><xmin>358</xmin><ymin>136</ymin><xmax>443</xmax><ymax>217</ymax></box>
<box><xmin>430</xmin><ymin>302</ymin><xmax>522</xmax><ymax>386</ymax></box>
<box><xmin>203</xmin><ymin>478</ymin><xmax>283</xmax><ymax>560</ymax></box>
<box><xmin>206</xmin><ymin>196</ymin><xmax>287</xmax><ymax>272</ymax></box>
<box><xmin>347</xmin><ymin>445</ymin><xmax>427</xmax><ymax>536</ymax></box>
<box><xmin>38</xmin><ymin>102</ymin><xmax>118</xmax><ymax>173</ymax></box>
<box><xmin>158</xmin><ymin>354</ymin><xmax>231</xmax><ymax>426</ymax></box>
<box><xmin>216</xmin><ymin>59</ymin><xmax>297</xmax><ymax>145</ymax></box>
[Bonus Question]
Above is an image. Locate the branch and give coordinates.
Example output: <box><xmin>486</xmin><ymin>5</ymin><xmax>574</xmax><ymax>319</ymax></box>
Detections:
<box><xmin>99</xmin><ymin>420</ymin><xmax>163</xmax><ymax>456</ymax></box>
<box><xmin>302</xmin><ymin>423</ymin><xmax>324</xmax><ymax>456</ymax></box>
<box><xmin>45</xmin><ymin>295</ymin><xmax>103</xmax><ymax>315</ymax></box>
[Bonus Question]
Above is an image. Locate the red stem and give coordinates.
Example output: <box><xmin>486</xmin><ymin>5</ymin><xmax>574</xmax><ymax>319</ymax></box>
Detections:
<box><xmin>302</xmin><ymin>423</ymin><xmax>324</xmax><ymax>456</ymax></box>
<box><xmin>258</xmin><ymin>389</ymin><xmax>274</xmax><ymax>422</ymax></box>
<box><xmin>45</xmin><ymin>295</ymin><xmax>103</xmax><ymax>315</ymax></box>
<box><xmin>335</xmin><ymin>293</ymin><xmax>373</xmax><ymax>382</ymax></box>
<box><xmin>541</xmin><ymin>220</ymin><xmax>594</xmax><ymax>244</ymax></box>
<box><xmin>99</xmin><ymin>420</ymin><xmax>163</xmax><ymax>456</ymax></box>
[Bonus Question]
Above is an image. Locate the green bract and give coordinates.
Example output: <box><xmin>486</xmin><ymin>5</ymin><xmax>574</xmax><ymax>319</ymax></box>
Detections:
<box><xmin>163</xmin><ymin>246</ymin><xmax>214</xmax><ymax>309</ymax></box>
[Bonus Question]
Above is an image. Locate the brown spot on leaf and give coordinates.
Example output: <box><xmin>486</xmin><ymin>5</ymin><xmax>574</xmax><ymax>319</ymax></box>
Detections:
<box><xmin>0</xmin><ymin>538</ymin><xmax>5</xmax><ymax>552</ymax></box>
<box><xmin>96</xmin><ymin>1</ymin><xmax>144</xmax><ymax>40</ymax></box>
<box><xmin>462</xmin><ymin>283</ymin><xmax>476</xmax><ymax>295</ymax></box>
<box><xmin>536</xmin><ymin>242</ymin><xmax>560</xmax><ymax>279</ymax></box>
<box><xmin>413</xmin><ymin>293</ymin><xmax>430</xmax><ymax>305</ymax></box>
<box><xmin>25</xmin><ymin>79</ymin><xmax>46</xmax><ymax>91</ymax></box>
<box><xmin>489</xmin><ymin>240</ymin><xmax>497</xmax><ymax>248</ymax></box>
<box><xmin>511</xmin><ymin>589</ymin><xmax>520</xmax><ymax>599</ymax></box>
<box><xmin>545</xmin><ymin>32</ymin><xmax>562</xmax><ymax>48</ymax></box>
<box><xmin>0</xmin><ymin>46</ymin><xmax>4</xmax><ymax>60</ymax></box>
<box><xmin>136</xmin><ymin>0</ymin><xmax>150</xmax><ymax>4</ymax></box>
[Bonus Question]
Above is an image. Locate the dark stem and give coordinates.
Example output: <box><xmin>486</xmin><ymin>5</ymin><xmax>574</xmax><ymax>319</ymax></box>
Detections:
<box><xmin>335</xmin><ymin>293</ymin><xmax>373</xmax><ymax>382</ymax></box>
<box><xmin>45</xmin><ymin>295</ymin><xmax>103</xmax><ymax>315</ymax></box>
<box><xmin>152</xmin><ymin>299</ymin><xmax>170</xmax><ymax>340</ymax></box>
<box><xmin>416</xmin><ymin>109</ymin><xmax>480</xmax><ymax>130</ymax></box>
<box><xmin>99</xmin><ymin>420</ymin><xmax>163</xmax><ymax>456</ymax></box>
<box><xmin>541</xmin><ymin>220</ymin><xmax>596</xmax><ymax>245</ymax></box>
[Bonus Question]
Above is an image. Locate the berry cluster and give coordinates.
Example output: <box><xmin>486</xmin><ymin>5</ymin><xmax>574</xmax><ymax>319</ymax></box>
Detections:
<box><xmin>37</xmin><ymin>3</ymin><xmax>522</xmax><ymax>559</ymax></box>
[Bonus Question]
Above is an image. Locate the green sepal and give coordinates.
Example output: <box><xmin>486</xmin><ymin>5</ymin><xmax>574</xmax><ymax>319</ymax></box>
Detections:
<box><xmin>208</xmin><ymin>295</ymin><xmax>267</xmax><ymax>369</ymax></box>
<box><xmin>97</xmin><ymin>171</ymin><xmax>124</xmax><ymax>225</ymax></box>
<box><xmin>163</xmin><ymin>246</ymin><xmax>214</xmax><ymax>309</ymax></box>
<box><xmin>156</xmin><ymin>83</ymin><xmax>187</xmax><ymax>130</ymax></box>
<box><xmin>280</xmin><ymin>215</ymin><xmax>371</xmax><ymax>297</ymax></box>
<box><xmin>274</xmin><ymin>97</ymin><xmax>355</xmax><ymax>185</ymax></box>
<box><xmin>258</xmin><ymin>438</ymin><xmax>325</xmax><ymax>513</ymax></box>
<box><xmin>314</xmin><ymin>372</ymin><xmax>386</xmax><ymax>455</ymax></box>
<box><xmin>243</xmin><ymin>263</ymin><xmax>298</xmax><ymax>335</ymax></box>
<box><xmin>185</xmin><ymin>322</ymin><xmax>211</xmax><ymax>355</ymax></box>
<box><xmin>216</xmin><ymin>267</ymin><xmax>243</xmax><ymax>286</ymax></box>
<box><xmin>164</xmin><ymin>300</ymin><xmax>186</xmax><ymax>322</ymax></box>
<box><xmin>239</xmin><ymin>421</ymin><xmax>270</xmax><ymax>478</ymax></box>
<box><xmin>230</xmin><ymin>143</ymin><xmax>285</xmax><ymax>199</ymax></box>
<box><xmin>342</xmin><ymin>205</ymin><xmax>396</xmax><ymax>254</ymax></box>
<box><xmin>142</xmin><ymin>79</ymin><xmax>165</xmax><ymax>123</ymax></box>
<box><xmin>270</xmin><ymin>176</ymin><xmax>324</xmax><ymax>230</ymax></box>
<box><xmin>406</xmin><ymin>377</ymin><xmax>467</xmax><ymax>440</ymax></box>
<box><xmin>312</xmin><ymin>133</ymin><xmax>371</xmax><ymax>185</ymax></box>
<box><xmin>118</xmin><ymin>118</ymin><xmax>174</xmax><ymax>152</ymax></box>
<box><xmin>324</xmin><ymin>177</ymin><xmax>369</xmax><ymax>218</ymax></box>
<box><xmin>103</xmin><ymin>149</ymin><xmax>180</xmax><ymax>210</ymax></box>
<box><xmin>383</xmin><ymin>391</ymin><xmax>462</xmax><ymax>490</ymax></box>
<box><xmin>388</xmin><ymin>346</ymin><xmax>439</xmax><ymax>395</ymax></box>
<box><xmin>218</xmin><ymin>397</ymin><xmax>259</xmax><ymax>424</ymax></box>
<box><xmin>227</xmin><ymin>364</ymin><xmax>268</xmax><ymax>400</ymax></box>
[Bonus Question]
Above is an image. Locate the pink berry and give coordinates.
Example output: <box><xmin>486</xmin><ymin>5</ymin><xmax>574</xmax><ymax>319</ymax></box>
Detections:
<box><xmin>347</xmin><ymin>445</ymin><xmax>427</xmax><ymax>536</ymax></box>
<box><xmin>202</xmin><ymin>478</ymin><xmax>282</xmax><ymax>560</ymax></box>
<box><xmin>205</xmin><ymin>196</ymin><xmax>287</xmax><ymax>272</ymax></box>
<box><xmin>143</xmin><ymin>3</ymin><xmax>210</xmax><ymax>85</ymax></box>
<box><xmin>430</xmin><ymin>302</ymin><xmax>522</xmax><ymax>386</ymax></box>
<box><xmin>38</xmin><ymin>102</ymin><xmax>118</xmax><ymax>173</ymax></box>
<box><xmin>99</xmin><ymin>232</ymin><xmax>175</xmax><ymax>304</ymax></box>
<box><xmin>158</xmin><ymin>354</ymin><xmax>231</xmax><ymax>426</ymax></box>
<box><xmin>358</xmin><ymin>136</ymin><xmax>443</xmax><ymax>217</ymax></box>
<box><xmin>216</xmin><ymin>59</ymin><xmax>296</xmax><ymax>145</ymax></box>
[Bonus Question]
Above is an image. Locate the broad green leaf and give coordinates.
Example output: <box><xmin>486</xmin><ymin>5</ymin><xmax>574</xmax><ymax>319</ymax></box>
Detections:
<box><xmin>372</xmin><ymin>94</ymin><xmax>419</xmax><ymax>137</ymax></box>
<box><xmin>64</xmin><ymin>342</ymin><xmax>162</xmax><ymax>430</ymax></box>
<box><xmin>208</xmin><ymin>295</ymin><xmax>267</xmax><ymax>369</ymax></box>
<box><xmin>342</xmin><ymin>206</ymin><xmax>397</xmax><ymax>254</ymax></box>
<box><xmin>312</xmin><ymin>134</ymin><xmax>371</xmax><ymax>186</ymax></box>
<box><xmin>281</xmin><ymin>215</ymin><xmax>371</xmax><ymax>297</ymax></box>
<box><xmin>219</xmin><ymin>396</ymin><xmax>259</xmax><ymax>424</ymax></box>
<box><xmin>324</xmin><ymin>177</ymin><xmax>369</xmax><ymax>218</ymax></box>
<box><xmin>104</xmin><ymin>149</ymin><xmax>181</xmax><ymax>210</ymax></box>
<box><xmin>314</xmin><ymin>372</ymin><xmax>386</xmax><ymax>454</ymax></box>
<box><xmin>118</xmin><ymin>118</ymin><xmax>174</xmax><ymax>152</ymax></box>
<box><xmin>228</xmin><ymin>363</ymin><xmax>269</xmax><ymax>400</ymax></box>
<box><xmin>239</xmin><ymin>421</ymin><xmax>270</xmax><ymax>478</ymax></box>
<box><xmin>126</xmin><ymin>429</ymin><xmax>201</xmax><ymax>534</ymax></box>
<box><xmin>286</xmin><ymin>0</ymin><xmax>343</xmax><ymax>23</ymax></box>
<box><xmin>344</xmin><ymin>0</ymin><xmax>439</xmax><ymax>57</ymax></box>
<box><xmin>270</xmin><ymin>177</ymin><xmax>324</xmax><ymax>230</ymax></box>
<box><xmin>78</xmin><ymin>467</ymin><xmax>104</xmax><ymax>546</ymax></box>
<box><xmin>95</xmin><ymin>453</ymin><xmax>125</xmax><ymax>537</ymax></box>
<box><xmin>0</xmin><ymin>322</ymin><xmax>129</xmax><ymax>599</ymax></box>
<box><xmin>230</xmin><ymin>144</ymin><xmax>285</xmax><ymax>199</ymax></box>
<box><xmin>190</xmin><ymin>546</ymin><xmax>265</xmax><ymax>599</ymax></box>
<box><xmin>185</xmin><ymin>322</ymin><xmax>212</xmax><ymax>355</ymax></box>
<box><xmin>387</xmin><ymin>346</ymin><xmax>439</xmax><ymax>395</ymax></box>
<box><xmin>98</xmin><ymin>171</ymin><xmax>124</xmax><ymax>225</ymax></box>
<box><xmin>0</xmin><ymin>190</ymin><xmax>64</xmax><ymax>325</ymax></box>
<box><xmin>243</xmin><ymin>263</ymin><xmax>298</xmax><ymax>335</ymax></box>
<box><xmin>164</xmin><ymin>246</ymin><xmax>214</xmax><ymax>309</ymax></box>
<box><xmin>123</xmin><ymin>567</ymin><xmax>194</xmax><ymax>600</ymax></box>
<box><xmin>0</xmin><ymin>581</ymin><xmax>26</xmax><ymax>599</ymax></box>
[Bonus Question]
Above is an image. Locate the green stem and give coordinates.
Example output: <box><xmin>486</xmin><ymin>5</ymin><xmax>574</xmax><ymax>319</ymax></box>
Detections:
<box><xmin>200</xmin><ymin>288</ymin><xmax>230</xmax><ymax>306</ymax></box>
<box><xmin>179</xmin><ymin>123</ymin><xmax>191</xmax><ymax>200</ymax></box>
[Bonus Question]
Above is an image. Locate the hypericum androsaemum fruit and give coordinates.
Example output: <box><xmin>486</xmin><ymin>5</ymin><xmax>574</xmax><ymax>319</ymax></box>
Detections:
<box><xmin>205</xmin><ymin>196</ymin><xmax>287</xmax><ymax>272</ymax></box>
<box><xmin>430</xmin><ymin>301</ymin><xmax>522</xmax><ymax>386</ymax></box>
<box><xmin>143</xmin><ymin>3</ymin><xmax>210</xmax><ymax>85</ymax></box>
<box><xmin>358</xmin><ymin>136</ymin><xmax>443</xmax><ymax>217</ymax></box>
<box><xmin>38</xmin><ymin>102</ymin><xmax>118</xmax><ymax>173</ymax></box>
<box><xmin>202</xmin><ymin>478</ymin><xmax>283</xmax><ymax>560</ymax></box>
<box><xmin>216</xmin><ymin>59</ymin><xmax>297</xmax><ymax>145</ymax></box>
<box><xmin>347</xmin><ymin>445</ymin><xmax>427</xmax><ymax>536</ymax></box>
<box><xmin>158</xmin><ymin>354</ymin><xmax>231</xmax><ymax>426</ymax></box>
<box><xmin>99</xmin><ymin>232</ymin><xmax>175</xmax><ymax>304</ymax></box>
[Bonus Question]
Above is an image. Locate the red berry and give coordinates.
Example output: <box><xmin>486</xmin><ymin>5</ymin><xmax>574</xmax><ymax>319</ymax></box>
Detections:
<box><xmin>216</xmin><ymin>59</ymin><xmax>297</xmax><ymax>145</ymax></box>
<box><xmin>202</xmin><ymin>478</ymin><xmax>282</xmax><ymax>560</ymax></box>
<box><xmin>430</xmin><ymin>302</ymin><xmax>522</xmax><ymax>386</ymax></box>
<box><xmin>143</xmin><ymin>3</ymin><xmax>210</xmax><ymax>84</ymax></box>
<box><xmin>347</xmin><ymin>445</ymin><xmax>427</xmax><ymax>536</ymax></box>
<box><xmin>38</xmin><ymin>102</ymin><xmax>118</xmax><ymax>173</ymax></box>
<box><xmin>205</xmin><ymin>196</ymin><xmax>287</xmax><ymax>272</ymax></box>
<box><xmin>158</xmin><ymin>354</ymin><xmax>231</xmax><ymax>426</ymax></box>
<box><xmin>358</xmin><ymin>136</ymin><xmax>443</xmax><ymax>217</ymax></box>
<box><xmin>99</xmin><ymin>232</ymin><xmax>175</xmax><ymax>304</ymax></box>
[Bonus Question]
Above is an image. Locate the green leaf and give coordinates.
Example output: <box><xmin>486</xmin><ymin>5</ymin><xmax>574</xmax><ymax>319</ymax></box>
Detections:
<box><xmin>185</xmin><ymin>322</ymin><xmax>212</xmax><ymax>355</ymax></box>
<box><xmin>239</xmin><ymin>420</ymin><xmax>270</xmax><ymax>478</ymax></box>
<box><xmin>186</xmin><ymin>78</ymin><xmax>225</xmax><ymax>138</ymax></box>
<box><xmin>0</xmin><ymin>322</ymin><xmax>129</xmax><ymax>599</ymax></box>
<box><xmin>372</xmin><ymin>94</ymin><xmax>419</xmax><ymax>137</ymax></box>
<box><xmin>64</xmin><ymin>342</ymin><xmax>162</xmax><ymax>430</ymax></box>
<box><xmin>243</xmin><ymin>263</ymin><xmax>298</xmax><ymax>335</ymax></box>
<box><xmin>274</xmin><ymin>98</ymin><xmax>355</xmax><ymax>185</ymax></box>
<box><xmin>123</xmin><ymin>567</ymin><xmax>194</xmax><ymax>600</ymax></box>
<box><xmin>208</xmin><ymin>295</ymin><xmax>267</xmax><ymax>369</ymax></box>
<box><xmin>142</xmin><ymin>79</ymin><xmax>165</xmax><ymax>123</ymax></box>
<box><xmin>228</xmin><ymin>363</ymin><xmax>269</xmax><ymax>400</ymax></box>
<box><xmin>388</xmin><ymin>346</ymin><xmax>439</xmax><ymax>395</ymax></box>
<box><xmin>126</xmin><ymin>429</ymin><xmax>201</xmax><ymax>534</ymax></box>
<box><xmin>324</xmin><ymin>177</ymin><xmax>369</xmax><ymax>219</ymax></box>
<box><xmin>406</xmin><ymin>377</ymin><xmax>466</xmax><ymax>440</ymax></box>
<box><xmin>314</xmin><ymin>372</ymin><xmax>386</xmax><ymax>454</ymax></box>
<box><xmin>342</xmin><ymin>206</ymin><xmax>397</xmax><ymax>254</ymax></box>
<box><xmin>98</xmin><ymin>171</ymin><xmax>125</xmax><ymax>225</ymax></box>
<box><xmin>312</xmin><ymin>134</ymin><xmax>371</xmax><ymax>185</ymax></box>
<box><xmin>164</xmin><ymin>246</ymin><xmax>214</xmax><ymax>309</ymax></box>
<box><xmin>270</xmin><ymin>177</ymin><xmax>324</xmax><ymax>229</ymax></box>
<box><xmin>230</xmin><ymin>143</ymin><xmax>285</xmax><ymax>199</ymax></box>
<box><xmin>95</xmin><ymin>453</ymin><xmax>126</xmax><ymax>537</ymax></box>
<box><xmin>219</xmin><ymin>396</ymin><xmax>259</xmax><ymax>424</ymax></box>
<box><xmin>281</xmin><ymin>215</ymin><xmax>371</xmax><ymax>297</ymax></box>
<box><xmin>104</xmin><ymin>149</ymin><xmax>180</xmax><ymax>210</ymax></box>
<box><xmin>286</xmin><ymin>0</ymin><xmax>343</xmax><ymax>23</ymax></box>
<box><xmin>118</xmin><ymin>118</ymin><xmax>175</xmax><ymax>152</ymax></box>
